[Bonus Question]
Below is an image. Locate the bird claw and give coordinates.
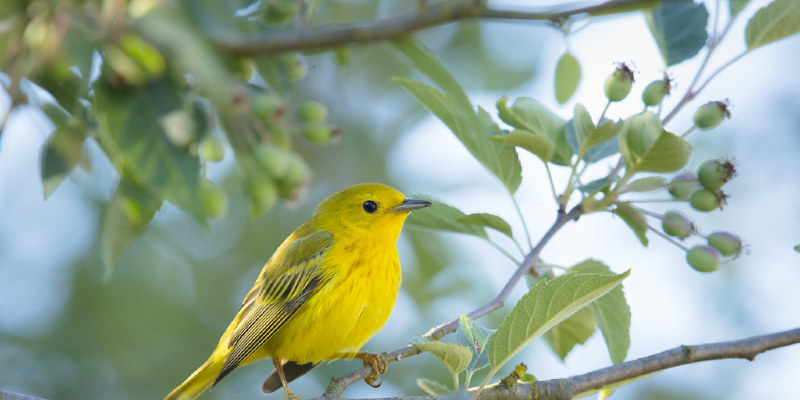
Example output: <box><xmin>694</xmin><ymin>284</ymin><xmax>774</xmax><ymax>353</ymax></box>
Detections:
<box><xmin>356</xmin><ymin>352</ymin><xmax>387</xmax><ymax>388</ymax></box>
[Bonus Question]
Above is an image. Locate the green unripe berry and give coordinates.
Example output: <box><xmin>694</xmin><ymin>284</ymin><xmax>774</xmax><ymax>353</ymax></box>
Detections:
<box><xmin>693</xmin><ymin>101</ymin><xmax>731</xmax><ymax>130</ymax></box>
<box><xmin>231</xmin><ymin>58</ymin><xmax>254</xmax><ymax>81</ymax></box>
<box><xmin>254</xmin><ymin>143</ymin><xmax>290</xmax><ymax>177</ymax></box>
<box><xmin>280</xmin><ymin>52</ymin><xmax>307</xmax><ymax>81</ymax></box>
<box><xmin>297</xmin><ymin>100</ymin><xmax>329</xmax><ymax>123</ymax></box>
<box><xmin>276</xmin><ymin>153</ymin><xmax>311</xmax><ymax>201</ymax></box>
<box><xmin>200</xmin><ymin>180</ymin><xmax>226</xmax><ymax>219</ymax></box>
<box><xmin>302</xmin><ymin>123</ymin><xmax>332</xmax><ymax>145</ymax></box>
<box><xmin>697</xmin><ymin>159</ymin><xmax>735</xmax><ymax>191</ymax></box>
<box><xmin>252</xmin><ymin>93</ymin><xmax>286</xmax><ymax>123</ymax></box>
<box><xmin>604</xmin><ymin>63</ymin><xmax>634</xmax><ymax>102</ymax></box>
<box><xmin>707</xmin><ymin>231</ymin><xmax>742</xmax><ymax>256</ymax></box>
<box><xmin>689</xmin><ymin>189</ymin><xmax>721</xmax><ymax>212</ymax></box>
<box><xmin>642</xmin><ymin>77</ymin><xmax>671</xmax><ymax>106</ymax></box>
<box><xmin>249</xmin><ymin>178</ymin><xmax>278</xmax><ymax>217</ymax></box>
<box><xmin>662</xmin><ymin>211</ymin><xmax>694</xmax><ymax>238</ymax></box>
<box><xmin>686</xmin><ymin>245</ymin><xmax>721</xmax><ymax>272</ymax></box>
<box><xmin>268</xmin><ymin>124</ymin><xmax>292</xmax><ymax>149</ymax></box>
<box><xmin>118</xmin><ymin>34</ymin><xmax>166</xmax><ymax>79</ymax></box>
<box><xmin>668</xmin><ymin>172</ymin><xmax>699</xmax><ymax>199</ymax></box>
<box><xmin>200</xmin><ymin>136</ymin><xmax>225</xmax><ymax>162</ymax></box>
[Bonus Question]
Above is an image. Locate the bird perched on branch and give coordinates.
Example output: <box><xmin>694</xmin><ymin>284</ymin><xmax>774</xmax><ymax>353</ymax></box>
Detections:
<box><xmin>165</xmin><ymin>183</ymin><xmax>431</xmax><ymax>400</ymax></box>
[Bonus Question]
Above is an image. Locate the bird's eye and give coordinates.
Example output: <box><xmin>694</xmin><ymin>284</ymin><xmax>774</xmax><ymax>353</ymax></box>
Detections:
<box><xmin>362</xmin><ymin>200</ymin><xmax>378</xmax><ymax>214</ymax></box>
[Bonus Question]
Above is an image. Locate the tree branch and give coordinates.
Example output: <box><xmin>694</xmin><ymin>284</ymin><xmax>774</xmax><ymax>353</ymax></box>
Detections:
<box><xmin>325</xmin><ymin>327</ymin><xmax>800</xmax><ymax>400</ymax></box>
<box><xmin>217</xmin><ymin>0</ymin><xmax>660</xmax><ymax>56</ymax></box>
<box><xmin>317</xmin><ymin>205</ymin><xmax>584</xmax><ymax>399</ymax></box>
<box><xmin>0</xmin><ymin>390</ymin><xmax>47</xmax><ymax>400</ymax></box>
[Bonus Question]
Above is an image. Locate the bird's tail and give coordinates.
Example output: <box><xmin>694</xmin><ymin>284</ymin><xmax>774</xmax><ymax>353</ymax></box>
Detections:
<box><xmin>164</xmin><ymin>356</ymin><xmax>224</xmax><ymax>400</ymax></box>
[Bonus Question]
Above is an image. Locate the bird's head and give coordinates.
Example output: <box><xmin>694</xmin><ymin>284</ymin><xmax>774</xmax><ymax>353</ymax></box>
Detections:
<box><xmin>311</xmin><ymin>183</ymin><xmax>431</xmax><ymax>240</ymax></box>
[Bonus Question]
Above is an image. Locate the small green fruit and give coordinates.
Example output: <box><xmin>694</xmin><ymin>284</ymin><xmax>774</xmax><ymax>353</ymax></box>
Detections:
<box><xmin>693</xmin><ymin>101</ymin><xmax>730</xmax><ymax>130</ymax></box>
<box><xmin>302</xmin><ymin>123</ymin><xmax>332</xmax><ymax>145</ymax></box>
<box><xmin>200</xmin><ymin>136</ymin><xmax>225</xmax><ymax>162</ymax></box>
<box><xmin>697</xmin><ymin>159</ymin><xmax>735</xmax><ymax>191</ymax></box>
<box><xmin>280</xmin><ymin>52</ymin><xmax>307</xmax><ymax>81</ymax></box>
<box><xmin>642</xmin><ymin>77</ymin><xmax>671</xmax><ymax>106</ymax></box>
<box><xmin>268</xmin><ymin>124</ymin><xmax>292</xmax><ymax>149</ymax></box>
<box><xmin>249</xmin><ymin>178</ymin><xmax>278</xmax><ymax>217</ymax></box>
<box><xmin>707</xmin><ymin>231</ymin><xmax>742</xmax><ymax>256</ymax></box>
<box><xmin>118</xmin><ymin>34</ymin><xmax>166</xmax><ymax>78</ymax></box>
<box><xmin>686</xmin><ymin>245</ymin><xmax>721</xmax><ymax>272</ymax></box>
<box><xmin>254</xmin><ymin>143</ymin><xmax>290</xmax><ymax>177</ymax></box>
<box><xmin>689</xmin><ymin>189</ymin><xmax>721</xmax><ymax>212</ymax></box>
<box><xmin>662</xmin><ymin>211</ymin><xmax>694</xmax><ymax>238</ymax></box>
<box><xmin>200</xmin><ymin>180</ymin><xmax>226</xmax><ymax>219</ymax></box>
<box><xmin>297</xmin><ymin>100</ymin><xmax>329</xmax><ymax>123</ymax></box>
<box><xmin>276</xmin><ymin>153</ymin><xmax>311</xmax><ymax>200</ymax></box>
<box><xmin>604</xmin><ymin>63</ymin><xmax>634</xmax><ymax>102</ymax></box>
<box><xmin>252</xmin><ymin>93</ymin><xmax>286</xmax><ymax>123</ymax></box>
<box><xmin>668</xmin><ymin>172</ymin><xmax>699</xmax><ymax>199</ymax></box>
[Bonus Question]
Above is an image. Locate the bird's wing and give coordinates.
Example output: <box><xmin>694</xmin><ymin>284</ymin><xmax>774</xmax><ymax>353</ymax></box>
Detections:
<box><xmin>214</xmin><ymin>230</ymin><xmax>334</xmax><ymax>384</ymax></box>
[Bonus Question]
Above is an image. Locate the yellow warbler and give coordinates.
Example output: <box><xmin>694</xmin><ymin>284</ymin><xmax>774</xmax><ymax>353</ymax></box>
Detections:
<box><xmin>165</xmin><ymin>183</ymin><xmax>431</xmax><ymax>400</ymax></box>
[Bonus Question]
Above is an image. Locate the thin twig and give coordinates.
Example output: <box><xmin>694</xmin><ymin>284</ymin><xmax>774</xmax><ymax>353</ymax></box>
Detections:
<box><xmin>217</xmin><ymin>0</ymin><xmax>660</xmax><ymax>56</ymax></box>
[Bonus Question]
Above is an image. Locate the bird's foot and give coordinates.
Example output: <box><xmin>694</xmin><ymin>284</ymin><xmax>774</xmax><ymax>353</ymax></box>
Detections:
<box><xmin>354</xmin><ymin>352</ymin><xmax>387</xmax><ymax>388</ymax></box>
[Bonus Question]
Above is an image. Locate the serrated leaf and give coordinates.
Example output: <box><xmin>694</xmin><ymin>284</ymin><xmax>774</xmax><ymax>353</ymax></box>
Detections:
<box><xmin>490</xmin><ymin>129</ymin><xmax>554</xmax><ymax>163</ymax></box>
<box><xmin>459</xmin><ymin>213</ymin><xmax>513</xmax><ymax>239</ymax></box>
<box><xmin>619</xmin><ymin>112</ymin><xmax>691</xmax><ymax>173</ymax></box>
<box><xmin>612</xmin><ymin>204</ymin><xmax>649</xmax><ymax>246</ymax></box>
<box><xmin>406</xmin><ymin>196</ymin><xmax>488</xmax><ymax>239</ymax></box>
<box><xmin>457</xmin><ymin>315</ymin><xmax>494</xmax><ymax>373</ymax></box>
<box><xmin>570</xmin><ymin>260</ymin><xmax>631</xmax><ymax>364</ymax></box>
<box><xmin>543</xmin><ymin>306</ymin><xmax>596</xmax><ymax>361</ymax></box>
<box><xmin>417</xmin><ymin>377</ymin><xmax>450</xmax><ymax>395</ymax></box>
<box><xmin>412</xmin><ymin>341</ymin><xmax>473</xmax><ymax>378</ymax></box>
<box><xmin>486</xmin><ymin>270</ymin><xmax>630</xmax><ymax>380</ymax></box>
<box><xmin>93</xmin><ymin>78</ymin><xmax>205</xmax><ymax>225</ymax></box>
<box><xmin>579</xmin><ymin>177</ymin><xmax>615</xmax><ymax>195</ymax></box>
<box><xmin>394</xmin><ymin>39</ymin><xmax>522</xmax><ymax>193</ymax></box>
<box><xmin>554</xmin><ymin>52</ymin><xmax>581</xmax><ymax>104</ymax></box>
<box><xmin>745</xmin><ymin>0</ymin><xmax>800</xmax><ymax>50</ymax></box>
<box><xmin>636</xmin><ymin>131</ymin><xmax>692</xmax><ymax>173</ymax></box>
<box><xmin>729</xmin><ymin>0</ymin><xmax>751</xmax><ymax>17</ymax></box>
<box><xmin>623</xmin><ymin>176</ymin><xmax>667</xmax><ymax>192</ymax></box>
<box><xmin>496</xmin><ymin>96</ymin><xmax>572</xmax><ymax>165</ymax></box>
<box><xmin>102</xmin><ymin>178</ymin><xmax>163</xmax><ymax>275</ymax></box>
<box><xmin>645</xmin><ymin>0</ymin><xmax>709</xmax><ymax>66</ymax></box>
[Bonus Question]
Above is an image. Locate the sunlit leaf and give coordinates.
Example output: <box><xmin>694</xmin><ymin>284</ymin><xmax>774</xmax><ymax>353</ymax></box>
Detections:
<box><xmin>645</xmin><ymin>0</ymin><xmax>709</xmax><ymax>66</ymax></box>
<box><xmin>406</xmin><ymin>196</ymin><xmax>488</xmax><ymax>239</ymax></box>
<box><xmin>486</xmin><ymin>271</ymin><xmax>630</xmax><ymax>379</ymax></box>
<box><xmin>554</xmin><ymin>52</ymin><xmax>581</xmax><ymax>104</ymax></box>
<box><xmin>745</xmin><ymin>0</ymin><xmax>800</xmax><ymax>50</ymax></box>
<box><xmin>496</xmin><ymin>96</ymin><xmax>572</xmax><ymax>165</ymax></box>
<box><xmin>636</xmin><ymin>131</ymin><xmax>692</xmax><ymax>173</ymax></box>
<box><xmin>612</xmin><ymin>204</ymin><xmax>649</xmax><ymax>246</ymax></box>
<box><xmin>490</xmin><ymin>129</ymin><xmax>554</xmax><ymax>163</ymax></box>
<box><xmin>619</xmin><ymin>112</ymin><xmax>691</xmax><ymax>173</ymax></box>
<box><xmin>412</xmin><ymin>341</ymin><xmax>473</xmax><ymax>378</ymax></box>
<box><xmin>459</xmin><ymin>213</ymin><xmax>514</xmax><ymax>239</ymax></box>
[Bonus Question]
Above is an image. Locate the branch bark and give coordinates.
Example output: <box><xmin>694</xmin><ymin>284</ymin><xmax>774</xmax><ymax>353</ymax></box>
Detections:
<box><xmin>0</xmin><ymin>390</ymin><xmax>47</xmax><ymax>400</ymax></box>
<box><xmin>217</xmin><ymin>0</ymin><xmax>661</xmax><ymax>56</ymax></box>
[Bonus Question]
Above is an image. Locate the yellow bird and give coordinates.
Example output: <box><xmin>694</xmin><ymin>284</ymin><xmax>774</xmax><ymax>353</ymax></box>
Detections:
<box><xmin>165</xmin><ymin>183</ymin><xmax>431</xmax><ymax>400</ymax></box>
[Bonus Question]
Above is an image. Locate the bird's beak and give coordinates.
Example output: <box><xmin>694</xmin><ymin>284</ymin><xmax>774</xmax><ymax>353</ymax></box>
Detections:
<box><xmin>390</xmin><ymin>198</ymin><xmax>432</xmax><ymax>213</ymax></box>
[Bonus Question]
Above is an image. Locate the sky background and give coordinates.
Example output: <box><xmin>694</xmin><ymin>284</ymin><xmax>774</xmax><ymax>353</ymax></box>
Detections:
<box><xmin>1</xmin><ymin>1</ymin><xmax>799</xmax><ymax>399</ymax></box>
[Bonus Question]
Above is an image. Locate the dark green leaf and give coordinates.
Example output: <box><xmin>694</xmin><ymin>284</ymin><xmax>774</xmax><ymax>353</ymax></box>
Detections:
<box><xmin>612</xmin><ymin>204</ymin><xmax>649</xmax><ymax>246</ymax></box>
<box><xmin>102</xmin><ymin>178</ymin><xmax>163</xmax><ymax>275</ymax></box>
<box><xmin>543</xmin><ymin>306</ymin><xmax>596</xmax><ymax>361</ymax></box>
<box><xmin>490</xmin><ymin>129</ymin><xmax>554</xmax><ymax>163</ymax></box>
<box><xmin>745</xmin><ymin>0</ymin><xmax>800</xmax><ymax>50</ymax></box>
<box><xmin>459</xmin><ymin>213</ymin><xmax>513</xmax><ymax>239</ymax></box>
<box><xmin>40</xmin><ymin>122</ymin><xmax>87</xmax><ymax>198</ymax></box>
<box><xmin>93</xmin><ymin>78</ymin><xmax>205</xmax><ymax>224</ymax></box>
<box><xmin>645</xmin><ymin>0</ymin><xmax>709</xmax><ymax>66</ymax></box>
<box><xmin>554</xmin><ymin>52</ymin><xmax>581</xmax><ymax>104</ymax></box>
<box><xmin>496</xmin><ymin>96</ymin><xmax>571</xmax><ymax>165</ymax></box>
<box><xmin>457</xmin><ymin>315</ymin><xmax>494</xmax><ymax>373</ymax></box>
<box><xmin>406</xmin><ymin>196</ymin><xmax>488</xmax><ymax>239</ymax></box>
<box><xmin>570</xmin><ymin>260</ymin><xmax>631</xmax><ymax>364</ymax></box>
<box><xmin>729</xmin><ymin>0</ymin><xmax>751</xmax><ymax>17</ymax></box>
<box><xmin>394</xmin><ymin>39</ymin><xmax>522</xmax><ymax>193</ymax></box>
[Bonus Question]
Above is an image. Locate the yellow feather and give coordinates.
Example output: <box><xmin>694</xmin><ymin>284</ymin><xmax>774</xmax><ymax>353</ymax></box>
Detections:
<box><xmin>165</xmin><ymin>183</ymin><xmax>430</xmax><ymax>400</ymax></box>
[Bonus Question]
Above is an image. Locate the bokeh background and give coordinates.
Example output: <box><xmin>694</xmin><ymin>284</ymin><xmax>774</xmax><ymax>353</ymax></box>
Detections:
<box><xmin>2</xmin><ymin>1</ymin><xmax>799</xmax><ymax>399</ymax></box>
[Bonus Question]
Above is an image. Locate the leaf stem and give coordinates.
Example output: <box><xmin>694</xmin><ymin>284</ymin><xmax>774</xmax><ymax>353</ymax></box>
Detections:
<box><xmin>628</xmin><ymin>204</ymin><xmax>690</xmax><ymax>251</ymax></box>
<box><xmin>598</xmin><ymin>101</ymin><xmax>611</xmax><ymax>124</ymax></box>
<box><xmin>511</xmin><ymin>195</ymin><xmax>533</xmax><ymax>250</ymax></box>
<box><xmin>489</xmin><ymin>240</ymin><xmax>521</xmax><ymax>265</ymax></box>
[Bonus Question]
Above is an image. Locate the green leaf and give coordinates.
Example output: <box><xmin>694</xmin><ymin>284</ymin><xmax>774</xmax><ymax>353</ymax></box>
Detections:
<box><xmin>794</xmin><ymin>245</ymin><xmax>800</xmax><ymax>253</ymax></box>
<box><xmin>622</xmin><ymin>176</ymin><xmax>667</xmax><ymax>192</ymax></box>
<box><xmin>645</xmin><ymin>0</ymin><xmax>709</xmax><ymax>66</ymax></box>
<box><xmin>578</xmin><ymin>177</ymin><xmax>614</xmax><ymax>195</ymax></box>
<box><xmin>565</xmin><ymin>107</ymin><xmax>621</xmax><ymax>164</ymax></box>
<box><xmin>619</xmin><ymin>112</ymin><xmax>691</xmax><ymax>173</ymax></box>
<box><xmin>102</xmin><ymin>178</ymin><xmax>163</xmax><ymax>275</ymax></box>
<box><xmin>568</xmin><ymin>103</ymin><xmax>596</xmax><ymax>152</ymax></box>
<box><xmin>457</xmin><ymin>315</ymin><xmax>494</xmax><ymax>373</ymax></box>
<box><xmin>412</xmin><ymin>341</ymin><xmax>473</xmax><ymax>378</ymax></box>
<box><xmin>93</xmin><ymin>78</ymin><xmax>205</xmax><ymax>225</ymax></box>
<box><xmin>394</xmin><ymin>39</ymin><xmax>522</xmax><ymax>193</ymax></box>
<box><xmin>570</xmin><ymin>260</ymin><xmax>631</xmax><ymax>364</ymax></box>
<box><xmin>745</xmin><ymin>0</ymin><xmax>800</xmax><ymax>50</ymax></box>
<box><xmin>612</xmin><ymin>204</ymin><xmax>649</xmax><ymax>246</ymax></box>
<box><xmin>583</xmin><ymin>136</ymin><xmax>620</xmax><ymax>164</ymax></box>
<box><xmin>543</xmin><ymin>306</ymin><xmax>596</xmax><ymax>361</ymax></box>
<box><xmin>486</xmin><ymin>270</ymin><xmax>630</xmax><ymax>378</ymax></box>
<box><xmin>406</xmin><ymin>196</ymin><xmax>488</xmax><ymax>239</ymax></box>
<box><xmin>459</xmin><ymin>213</ymin><xmax>514</xmax><ymax>239</ymax></box>
<box><xmin>496</xmin><ymin>96</ymin><xmax>572</xmax><ymax>165</ymax></box>
<box><xmin>490</xmin><ymin>129</ymin><xmax>554</xmax><ymax>163</ymax></box>
<box><xmin>40</xmin><ymin>123</ymin><xmax>87</xmax><ymax>198</ymax></box>
<box><xmin>554</xmin><ymin>52</ymin><xmax>581</xmax><ymax>104</ymax></box>
<box><xmin>417</xmin><ymin>377</ymin><xmax>450</xmax><ymax>395</ymax></box>
<box><xmin>729</xmin><ymin>0</ymin><xmax>751</xmax><ymax>17</ymax></box>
